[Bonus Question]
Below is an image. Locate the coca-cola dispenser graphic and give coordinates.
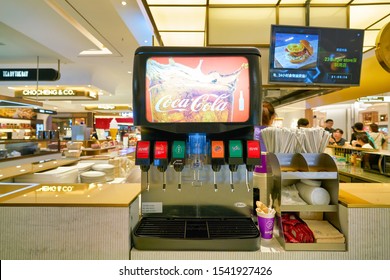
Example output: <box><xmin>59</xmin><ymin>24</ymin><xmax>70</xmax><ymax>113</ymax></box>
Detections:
<box><xmin>132</xmin><ymin>46</ymin><xmax>262</xmax><ymax>251</ymax></box>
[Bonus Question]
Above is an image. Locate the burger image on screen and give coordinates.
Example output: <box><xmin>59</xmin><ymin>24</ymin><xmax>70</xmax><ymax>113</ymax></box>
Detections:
<box><xmin>285</xmin><ymin>39</ymin><xmax>313</xmax><ymax>63</ymax></box>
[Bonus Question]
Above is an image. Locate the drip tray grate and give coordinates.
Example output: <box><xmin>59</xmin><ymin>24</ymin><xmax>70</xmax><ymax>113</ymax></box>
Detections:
<box><xmin>133</xmin><ymin>217</ymin><xmax>260</xmax><ymax>251</ymax></box>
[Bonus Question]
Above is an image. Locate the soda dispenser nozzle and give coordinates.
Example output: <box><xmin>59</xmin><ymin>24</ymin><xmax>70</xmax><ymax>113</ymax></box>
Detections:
<box><xmin>244</xmin><ymin>140</ymin><xmax>261</xmax><ymax>192</ymax></box>
<box><xmin>153</xmin><ymin>141</ymin><xmax>169</xmax><ymax>191</ymax></box>
<box><xmin>135</xmin><ymin>141</ymin><xmax>151</xmax><ymax>191</ymax></box>
<box><xmin>228</xmin><ymin>140</ymin><xmax>244</xmax><ymax>192</ymax></box>
<box><xmin>171</xmin><ymin>141</ymin><xmax>186</xmax><ymax>191</ymax></box>
<box><xmin>188</xmin><ymin>133</ymin><xmax>207</xmax><ymax>187</ymax></box>
<box><xmin>211</xmin><ymin>141</ymin><xmax>225</xmax><ymax>192</ymax></box>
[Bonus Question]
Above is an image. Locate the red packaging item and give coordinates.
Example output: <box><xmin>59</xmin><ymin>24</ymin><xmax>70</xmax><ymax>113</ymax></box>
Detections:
<box><xmin>281</xmin><ymin>213</ymin><xmax>314</xmax><ymax>243</ymax></box>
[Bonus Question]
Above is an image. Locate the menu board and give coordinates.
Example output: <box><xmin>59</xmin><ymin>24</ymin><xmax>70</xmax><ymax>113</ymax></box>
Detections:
<box><xmin>269</xmin><ymin>25</ymin><xmax>364</xmax><ymax>86</ymax></box>
<box><xmin>145</xmin><ymin>56</ymin><xmax>250</xmax><ymax>123</ymax></box>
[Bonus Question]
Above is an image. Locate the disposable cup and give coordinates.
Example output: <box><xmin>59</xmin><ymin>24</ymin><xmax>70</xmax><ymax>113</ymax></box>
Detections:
<box><xmin>257</xmin><ymin>211</ymin><xmax>275</xmax><ymax>239</ymax></box>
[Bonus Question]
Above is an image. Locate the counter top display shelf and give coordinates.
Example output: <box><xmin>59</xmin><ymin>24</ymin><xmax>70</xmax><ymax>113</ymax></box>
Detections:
<box><xmin>61</xmin><ymin>140</ymin><xmax>117</xmax><ymax>156</ymax></box>
<box><xmin>326</xmin><ymin>145</ymin><xmax>378</xmax><ymax>164</ymax></box>
<box><xmin>0</xmin><ymin>139</ymin><xmax>60</xmax><ymax>162</ymax></box>
<box><xmin>268</xmin><ymin>152</ymin><xmax>346</xmax><ymax>251</ymax></box>
<box><xmin>0</xmin><ymin>158</ymin><xmax>79</xmax><ymax>181</ymax></box>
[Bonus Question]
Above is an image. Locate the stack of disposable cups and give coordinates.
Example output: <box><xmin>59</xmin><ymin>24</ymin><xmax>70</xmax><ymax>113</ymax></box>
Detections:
<box><xmin>296</xmin><ymin>179</ymin><xmax>330</xmax><ymax>205</ymax></box>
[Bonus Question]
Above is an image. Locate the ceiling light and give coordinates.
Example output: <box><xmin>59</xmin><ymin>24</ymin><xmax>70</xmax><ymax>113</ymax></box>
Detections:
<box><xmin>121</xmin><ymin>1</ymin><xmax>127</xmax><ymax>6</ymax></box>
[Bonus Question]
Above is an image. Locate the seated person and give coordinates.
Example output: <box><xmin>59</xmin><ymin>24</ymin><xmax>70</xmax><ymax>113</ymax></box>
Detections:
<box><xmin>355</xmin><ymin>133</ymin><xmax>374</xmax><ymax>149</ymax></box>
<box><xmin>328</xmin><ymin>128</ymin><xmax>346</xmax><ymax>146</ymax></box>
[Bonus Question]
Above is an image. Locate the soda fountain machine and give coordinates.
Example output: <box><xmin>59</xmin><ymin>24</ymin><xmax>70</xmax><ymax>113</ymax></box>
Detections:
<box><xmin>132</xmin><ymin>46</ymin><xmax>262</xmax><ymax>251</ymax></box>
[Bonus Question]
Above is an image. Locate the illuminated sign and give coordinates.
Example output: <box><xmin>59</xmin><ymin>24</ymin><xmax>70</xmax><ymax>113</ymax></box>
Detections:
<box><xmin>0</xmin><ymin>68</ymin><xmax>60</xmax><ymax>81</ymax></box>
<box><xmin>33</xmin><ymin>108</ymin><xmax>57</xmax><ymax>115</ymax></box>
<box><xmin>357</xmin><ymin>96</ymin><xmax>390</xmax><ymax>103</ymax></box>
<box><xmin>85</xmin><ymin>105</ymin><xmax>131</xmax><ymax>111</ymax></box>
<box><xmin>15</xmin><ymin>89</ymin><xmax>98</xmax><ymax>100</ymax></box>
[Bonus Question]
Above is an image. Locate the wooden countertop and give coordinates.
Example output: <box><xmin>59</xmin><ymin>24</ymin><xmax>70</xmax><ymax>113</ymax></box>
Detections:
<box><xmin>0</xmin><ymin>182</ymin><xmax>141</xmax><ymax>207</ymax></box>
<box><xmin>339</xmin><ymin>183</ymin><xmax>390</xmax><ymax>208</ymax></box>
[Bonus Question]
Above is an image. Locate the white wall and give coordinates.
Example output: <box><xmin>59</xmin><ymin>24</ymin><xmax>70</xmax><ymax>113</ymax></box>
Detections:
<box><xmin>277</xmin><ymin>110</ymin><xmax>306</xmax><ymax>129</ymax></box>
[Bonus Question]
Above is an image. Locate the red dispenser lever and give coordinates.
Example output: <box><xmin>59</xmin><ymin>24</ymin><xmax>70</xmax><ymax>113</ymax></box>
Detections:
<box><xmin>135</xmin><ymin>141</ymin><xmax>151</xmax><ymax>191</ymax></box>
<box><xmin>154</xmin><ymin>141</ymin><xmax>169</xmax><ymax>191</ymax></box>
<box><xmin>244</xmin><ymin>140</ymin><xmax>261</xmax><ymax>191</ymax></box>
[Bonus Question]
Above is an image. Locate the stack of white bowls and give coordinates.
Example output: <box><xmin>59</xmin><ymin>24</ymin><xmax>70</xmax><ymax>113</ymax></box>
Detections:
<box><xmin>91</xmin><ymin>163</ymin><xmax>115</xmax><ymax>181</ymax></box>
<box><xmin>80</xmin><ymin>171</ymin><xmax>106</xmax><ymax>183</ymax></box>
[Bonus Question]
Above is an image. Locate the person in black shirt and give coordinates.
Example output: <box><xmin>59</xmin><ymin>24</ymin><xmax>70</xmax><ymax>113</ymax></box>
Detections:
<box><xmin>328</xmin><ymin>128</ymin><xmax>346</xmax><ymax>146</ymax></box>
<box><xmin>351</xmin><ymin>122</ymin><xmax>377</xmax><ymax>148</ymax></box>
<box><xmin>324</xmin><ymin>119</ymin><xmax>334</xmax><ymax>133</ymax></box>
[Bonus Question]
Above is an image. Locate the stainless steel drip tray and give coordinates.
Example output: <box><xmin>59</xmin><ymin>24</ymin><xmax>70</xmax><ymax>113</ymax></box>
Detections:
<box><xmin>132</xmin><ymin>217</ymin><xmax>260</xmax><ymax>251</ymax></box>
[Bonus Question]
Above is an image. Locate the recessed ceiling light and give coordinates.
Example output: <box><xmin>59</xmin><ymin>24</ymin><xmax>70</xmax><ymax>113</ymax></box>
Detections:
<box><xmin>127</xmin><ymin>71</ymin><xmax>132</xmax><ymax>74</ymax></box>
<box><xmin>121</xmin><ymin>1</ymin><xmax>127</xmax><ymax>6</ymax></box>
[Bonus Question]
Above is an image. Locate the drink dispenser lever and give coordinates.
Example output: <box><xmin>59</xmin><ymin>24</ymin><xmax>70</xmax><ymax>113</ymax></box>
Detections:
<box><xmin>228</xmin><ymin>140</ymin><xmax>244</xmax><ymax>192</ymax></box>
<box><xmin>171</xmin><ymin>141</ymin><xmax>186</xmax><ymax>191</ymax></box>
<box><xmin>153</xmin><ymin>141</ymin><xmax>169</xmax><ymax>191</ymax></box>
<box><xmin>188</xmin><ymin>133</ymin><xmax>207</xmax><ymax>186</ymax></box>
<box><xmin>245</xmin><ymin>140</ymin><xmax>261</xmax><ymax>192</ymax></box>
<box><xmin>211</xmin><ymin>141</ymin><xmax>225</xmax><ymax>192</ymax></box>
<box><xmin>135</xmin><ymin>141</ymin><xmax>152</xmax><ymax>191</ymax></box>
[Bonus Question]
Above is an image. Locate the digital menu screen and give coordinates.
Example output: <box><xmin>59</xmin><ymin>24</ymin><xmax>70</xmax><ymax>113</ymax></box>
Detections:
<box><xmin>269</xmin><ymin>25</ymin><xmax>364</xmax><ymax>86</ymax></box>
<box><xmin>145</xmin><ymin>56</ymin><xmax>250</xmax><ymax>123</ymax></box>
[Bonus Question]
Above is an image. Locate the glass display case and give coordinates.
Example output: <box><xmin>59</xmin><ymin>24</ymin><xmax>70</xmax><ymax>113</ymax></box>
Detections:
<box><xmin>0</xmin><ymin>139</ymin><xmax>60</xmax><ymax>161</ymax></box>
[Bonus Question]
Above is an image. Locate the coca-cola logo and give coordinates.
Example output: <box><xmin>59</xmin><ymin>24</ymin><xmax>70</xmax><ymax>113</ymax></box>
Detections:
<box><xmin>154</xmin><ymin>93</ymin><xmax>230</xmax><ymax>113</ymax></box>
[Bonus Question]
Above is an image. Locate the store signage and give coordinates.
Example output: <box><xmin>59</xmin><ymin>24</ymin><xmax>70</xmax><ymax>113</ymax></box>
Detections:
<box><xmin>0</xmin><ymin>68</ymin><xmax>60</xmax><ymax>81</ymax></box>
<box><xmin>85</xmin><ymin>105</ymin><xmax>131</xmax><ymax>111</ymax></box>
<box><xmin>120</xmin><ymin>112</ymin><xmax>133</xmax><ymax>117</ymax></box>
<box><xmin>33</xmin><ymin>108</ymin><xmax>57</xmax><ymax>115</ymax></box>
<box><xmin>15</xmin><ymin>89</ymin><xmax>98</xmax><ymax>100</ymax></box>
<box><xmin>357</xmin><ymin>96</ymin><xmax>390</xmax><ymax>103</ymax></box>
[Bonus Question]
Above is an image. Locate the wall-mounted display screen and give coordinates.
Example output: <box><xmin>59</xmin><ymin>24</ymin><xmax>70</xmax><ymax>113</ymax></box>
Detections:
<box><xmin>145</xmin><ymin>56</ymin><xmax>250</xmax><ymax>123</ymax></box>
<box><xmin>269</xmin><ymin>25</ymin><xmax>364</xmax><ymax>86</ymax></box>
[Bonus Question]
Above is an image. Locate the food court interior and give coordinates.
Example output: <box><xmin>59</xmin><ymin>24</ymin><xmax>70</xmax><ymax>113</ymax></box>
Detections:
<box><xmin>0</xmin><ymin>0</ymin><xmax>390</xmax><ymax>260</ymax></box>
